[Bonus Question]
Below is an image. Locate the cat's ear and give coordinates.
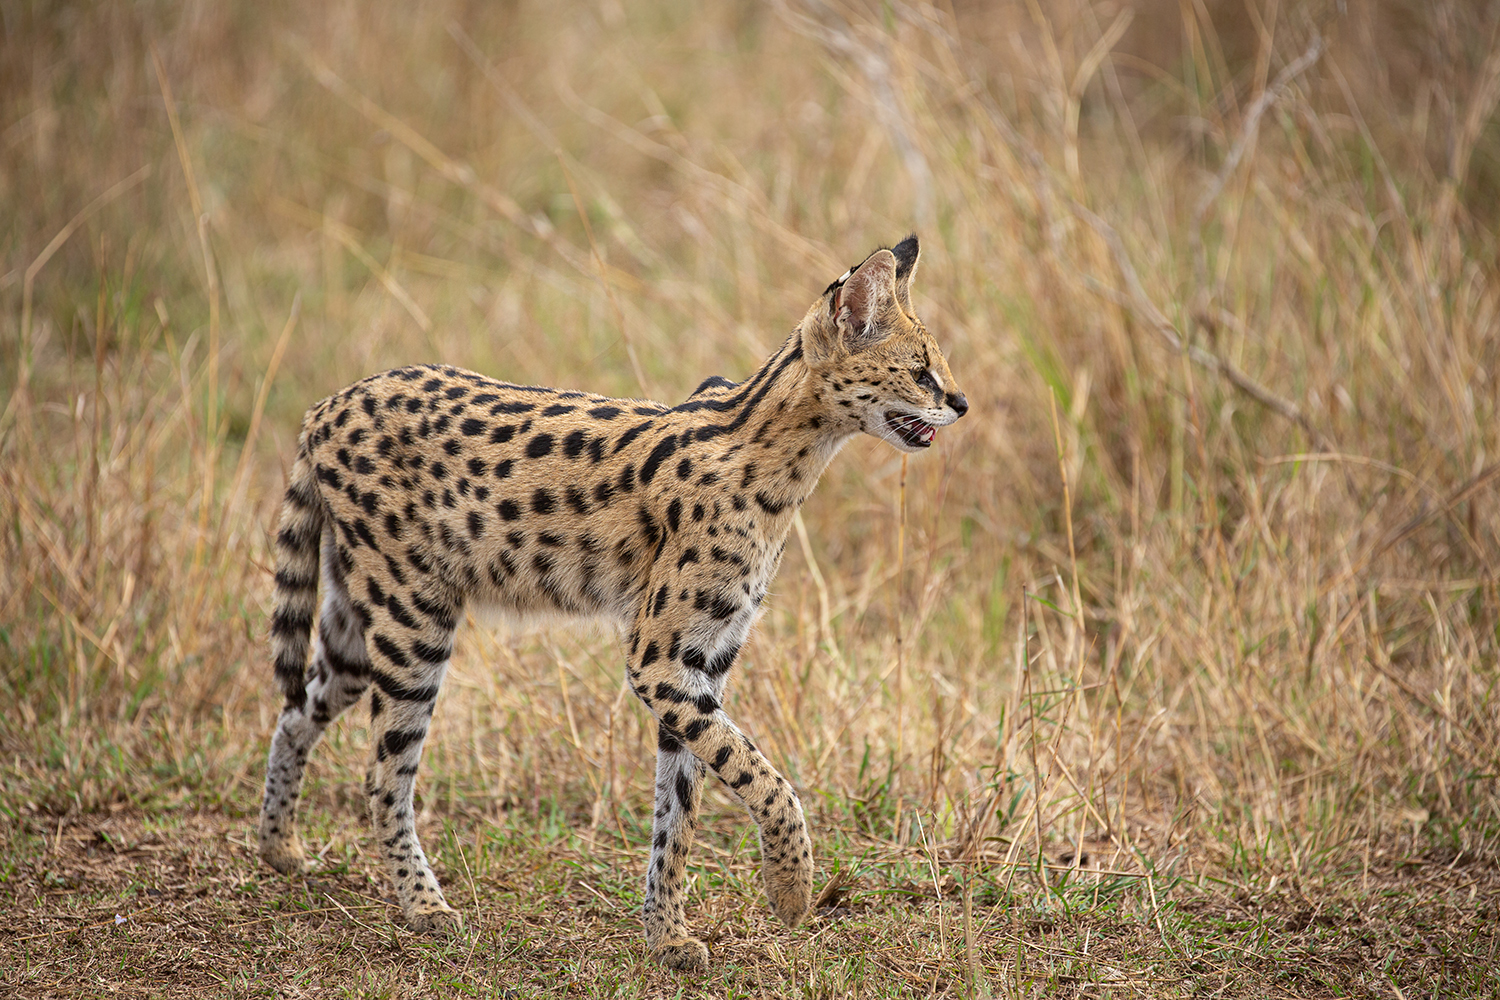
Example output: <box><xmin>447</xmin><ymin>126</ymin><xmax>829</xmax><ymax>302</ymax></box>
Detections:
<box><xmin>833</xmin><ymin>249</ymin><xmax>897</xmax><ymax>352</ymax></box>
<box><xmin>891</xmin><ymin>235</ymin><xmax>919</xmax><ymax>311</ymax></box>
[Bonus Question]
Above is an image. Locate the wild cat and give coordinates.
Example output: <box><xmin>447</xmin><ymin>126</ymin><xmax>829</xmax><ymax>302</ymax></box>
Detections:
<box><xmin>258</xmin><ymin>236</ymin><xmax>967</xmax><ymax>969</ymax></box>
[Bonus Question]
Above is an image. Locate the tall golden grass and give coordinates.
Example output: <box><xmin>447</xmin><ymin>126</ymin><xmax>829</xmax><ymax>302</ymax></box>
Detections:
<box><xmin>4</xmin><ymin>0</ymin><xmax>1498</xmax><ymax>887</ymax></box>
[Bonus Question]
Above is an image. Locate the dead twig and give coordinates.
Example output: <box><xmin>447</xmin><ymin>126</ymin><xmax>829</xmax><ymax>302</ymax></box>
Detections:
<box><xmin>1190</xmin><ymin>33</ymin><xmax>1325</xmax><ymax>294</ymax></box>
<box><xmin>1071</xmin><ymin>201</ymin><xmax>1335</xmax><ymax>453</ymax></box>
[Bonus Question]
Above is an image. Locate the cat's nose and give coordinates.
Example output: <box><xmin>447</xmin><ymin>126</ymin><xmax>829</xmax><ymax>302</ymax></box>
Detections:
<box><xmin>946</xmin><ymin>392</ymin><xmax>969</xmax><ymax>418</ymax></box>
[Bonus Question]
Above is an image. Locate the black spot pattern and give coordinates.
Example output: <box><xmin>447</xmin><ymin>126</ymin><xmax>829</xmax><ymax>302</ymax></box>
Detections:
<box><xmin>262</xmin><ymin>240</ymin><xmax>963</xmax><ymax>967</ymax></box>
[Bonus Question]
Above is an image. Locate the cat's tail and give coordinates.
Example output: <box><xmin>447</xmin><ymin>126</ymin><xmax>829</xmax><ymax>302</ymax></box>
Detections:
<box><xmin>269</xmin><ymin>437</ymin><xmax>325</xmax><ymax>711</ymax></box>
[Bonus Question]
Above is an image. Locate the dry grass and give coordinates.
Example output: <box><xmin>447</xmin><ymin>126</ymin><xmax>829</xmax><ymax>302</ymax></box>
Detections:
<box><xmin>3</xmin><ymin>0</ymin><xmax>1500</xmax><ymax>995</ymax></box>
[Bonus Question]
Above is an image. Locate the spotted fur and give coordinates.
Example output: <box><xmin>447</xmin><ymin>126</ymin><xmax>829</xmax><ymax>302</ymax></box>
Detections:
<box><xmin>258</xmin><ymin>236</ymin><xmax>968</xmax><ymax>969</ymax></box>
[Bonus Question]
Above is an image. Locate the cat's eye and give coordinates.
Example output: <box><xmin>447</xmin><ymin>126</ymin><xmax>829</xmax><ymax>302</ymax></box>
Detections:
<box><xmin>913</xmin><ymin>369</ymin><xmax>936</xmax><ymax>389</ymax></box>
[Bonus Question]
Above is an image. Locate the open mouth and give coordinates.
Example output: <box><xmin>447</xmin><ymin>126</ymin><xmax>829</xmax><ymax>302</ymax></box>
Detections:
<box><xmin>885</xmin><ymin>411</ymin><xmax>936</xmax><ymax>448</ymax></box>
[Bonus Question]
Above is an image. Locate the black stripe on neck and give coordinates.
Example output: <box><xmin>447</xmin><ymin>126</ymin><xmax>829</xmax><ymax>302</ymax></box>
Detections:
<box><xmin>671</xmin><ymin>335</ymin><xmax>800</xmax><ymax>416</ymax></box>
<box><xmin>683</xmin><ymin>339</ymin><xmax>804</xmax><ymax>443</ymax></box>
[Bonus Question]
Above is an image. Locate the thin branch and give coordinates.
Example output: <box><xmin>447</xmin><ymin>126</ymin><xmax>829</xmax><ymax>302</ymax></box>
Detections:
<box><xmin>940</xmin><ymin>12</ymin><xmax>1334</xmax><ymax>454</ymax></box>
<box><xmin>1071</xmin><ymin>201</ymin><xmax>1335</xmax><ymax>452</ymax></box>
<box><xmin>1190</xmin><ymin>32</ymin><xmax>1325</xmax><ymax>291</ymax></box>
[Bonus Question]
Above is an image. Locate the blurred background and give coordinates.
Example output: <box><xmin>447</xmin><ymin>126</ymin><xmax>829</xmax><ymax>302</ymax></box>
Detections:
<box><xmin>3</xmin><ymin>0</ymin><xmax>1499</xmax><ymax>899</ymax></box>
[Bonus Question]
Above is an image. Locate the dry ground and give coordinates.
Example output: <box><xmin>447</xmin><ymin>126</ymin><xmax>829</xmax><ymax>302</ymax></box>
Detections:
<box><xmin>5</xmin><ymin>0</ymin><xmax>1500</xmax><ymax>996</ymax></box>
<box><xmin>5</xmin><ymin>807</ymin><xmax>1497</xmax><ymax>998</ymax></box>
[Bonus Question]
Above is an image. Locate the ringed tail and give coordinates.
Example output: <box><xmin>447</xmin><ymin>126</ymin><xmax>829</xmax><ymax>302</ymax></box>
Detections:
<box><xmin>270</xmin><ymin>442</ymin><xmax>324</xmax><ymax>711</ymax></box>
